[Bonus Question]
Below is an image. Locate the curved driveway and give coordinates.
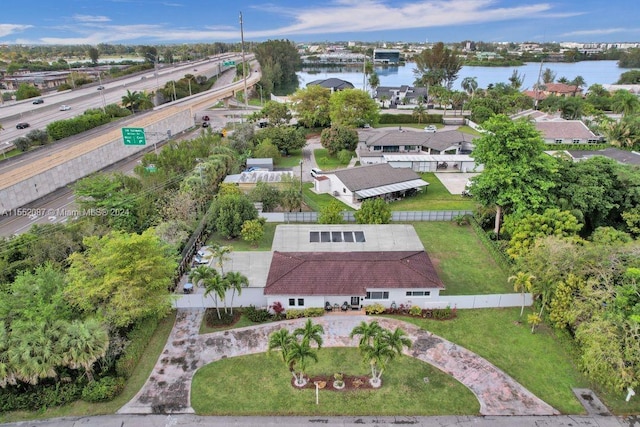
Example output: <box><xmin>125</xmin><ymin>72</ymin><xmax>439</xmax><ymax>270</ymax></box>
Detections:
<box><xmin>118</xmin><ymin>308</ymin><xmax>558</xmax><ymax>416</ymax></box>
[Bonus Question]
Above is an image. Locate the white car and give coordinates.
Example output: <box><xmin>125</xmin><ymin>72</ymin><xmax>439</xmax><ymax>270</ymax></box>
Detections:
<box><xmin>310</xmin><ymin>168</ymin><xmax>323</xmax><ymax>178</ymax></box>
<box><xmin>424</xmin><ymin>125</ymin><xmax>437</xmax><ymax>133</ymax></box>
<box><xmin>59</xmin><ymin>105</ymin><xmax>71</xmax><ymax>111</ymax></box>
<box><xmin>193</xmin><ymin>246</ymin><xmax>212</xmax><ymax>265</ymax></box>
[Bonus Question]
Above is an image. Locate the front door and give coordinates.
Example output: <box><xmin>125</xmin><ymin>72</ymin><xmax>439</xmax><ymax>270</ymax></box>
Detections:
<box><xmin>350</xmin><ymin>296</ymin><xmax>360</xmax><ymax>309</ymax></box>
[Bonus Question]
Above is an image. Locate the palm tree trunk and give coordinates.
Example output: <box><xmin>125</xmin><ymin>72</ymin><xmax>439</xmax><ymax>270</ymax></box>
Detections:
<box><xmin>520</xmin><ymin>292</ymin><xmax>525</xmax><ymax>319</ymax></box>
<box><xmin>494</xmin><ymin>205</ymin><xmax>502</xmax><ymax>235</ymax></box>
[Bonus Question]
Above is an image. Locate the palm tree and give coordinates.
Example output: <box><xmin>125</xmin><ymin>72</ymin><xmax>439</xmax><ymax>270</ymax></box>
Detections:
<box><xmin>383</xmin><ymin>327</ymin><xmax>412</xmax><ymax>358</ymax></box>
<box><xmin>285</xmin><ymin>340</ymin><xmax>318</xmax><ymax>387</ymax></box>
<box><xmin>570</xmin><ymin>76</ymin><xmax>586</xmax><ymax>96</ymax></box>
<box><xmin>612</xmin><ymin>90</ymin><xmax>640</xmax><ymax>117</ymax></box>
<box><xmin>361</xmin><ymin>334</ymin><xmax>396</xmax><ymax>387</ymax></box>
<box><xmin>60</xmin><ymin>318</ymin><xmax>109</xmax><ymax>381</ymax></box>
<box><xmin>461</xmin><ymin>77</ymin><xmax>478</xmax><ymax>99</ymax></box>
<box><xmin>368</xmin><ymin>72</ymin><xmax>380</xmax><ymax>95</ymax></box>
<box><xmin>293</xmin><ymin>319</ymin><xmax>324</xmax><ymax>349</ymax></box>
<box><xmin>267</xmin><ymin>328</ymin><xmax>294</xmax><ymax>364</ymax></box>
<box><xmin>8</xmin><ymin>320</ymin><xmax>64</xmax><ymax>385</ymax></box>
<box><xmin>508</xmin><ymin>271</ymin><xmax>536</xmax><ymax>320</ymax></box>
<box><xmin>542</xmin><ymin>68</ymin><xmax>556</xmax><ymax>84</ymax></box>
<box><xmin>508</xmin><ymin>70</ymin><xmax>524</xmax><ymax>90</ymax></box>
<box><xmin>211</xmin><ymin>244</ymin><xmax>232</xmax><ymax>275</ymax></box>
<box><xmin>121</xmin><ymin>89</ymin><xmax>141</xmax><ymax>113</ymax></box>
<box><xmin>189</xmin><ymin>265</ymin><xmax>215</xmax><ymax>288</ymax></box>
<box><xmin>412</xmin><ymin>102</ymin><xmax>428</xmax><ymax>123</ymax></box>
<box><xmin>203</xmin><ymin>270</ymin><xmax>226</xmax><ymax>319</ymax></box>
<box><xmin>350</xmin><ymin>320</ymin><xmax>383</xmax><ymax>348</ymax></box>
<box><xmin>137</xmin><ymin>90</ymin><xmax>154</xmax><ymax>110</ymax></box>
<box><xmin>0</xmin><ymin>322</ymin><xmax>14</xmax><ymax>387</ymax></box>
<box><xmin>224</xmin><ymin>271</ymin><xmax>248</xmax><ymax>315</ymax></box>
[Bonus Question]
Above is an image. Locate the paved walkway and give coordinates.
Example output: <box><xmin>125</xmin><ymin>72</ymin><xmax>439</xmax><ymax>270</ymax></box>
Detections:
<box><xmin>119</xmin><ymin>308</ymin><xmax>558</xmax><ymax>416</ymax></box>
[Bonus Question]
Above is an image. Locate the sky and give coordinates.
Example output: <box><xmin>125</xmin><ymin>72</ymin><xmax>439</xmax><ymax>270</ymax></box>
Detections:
<box><xmin>1</xmin><ymin>0</ymin><xmax>639</xmax><ymax>46</ymax></box>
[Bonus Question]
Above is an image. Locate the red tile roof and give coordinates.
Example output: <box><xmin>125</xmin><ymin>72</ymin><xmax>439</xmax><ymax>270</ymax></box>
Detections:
<box><xmin>264</xmin><ymin>251</ymin><xmax>444</xmax><ymax>296</ymax></box>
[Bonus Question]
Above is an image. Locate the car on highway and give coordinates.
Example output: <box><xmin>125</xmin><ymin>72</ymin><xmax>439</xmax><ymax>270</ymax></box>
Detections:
<box><xmin>16</xmin><ymin>122</ymin><xmax>30</xmax><ymax>129</ymax></box>
<box><xmin>59</xmin><ymin>105</ymin><xmax>71</xmax><ymax>111</ymax></box>
<box><xmin>424</xmin><ymin>125</ymin><xmax>437</xmax><ymax>133</ymax></box>
<box><xmin>97</xmin><ymin>86</ymin><xmax>105</xmax><ymax>90</ymax></box>
<box><xmin>32</xmin><ymin>98</ymin><xmax>44</xmax><ymax>104</ymax></box>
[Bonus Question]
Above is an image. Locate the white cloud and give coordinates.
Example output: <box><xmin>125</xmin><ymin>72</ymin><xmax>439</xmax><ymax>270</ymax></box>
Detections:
<box><xmin>73</xmin><ymin>15</ymin><xmax>111</xmax><ymax>23</ymax></box>
<box><xmin>561</xmin><ymin>28</ymin><xmax>639</xmax><ymax>37</ymax></box>
<box><xmin>0</xmin><ymin>24</ymin><xmax>33</xmax><ymax>37</ymax></box>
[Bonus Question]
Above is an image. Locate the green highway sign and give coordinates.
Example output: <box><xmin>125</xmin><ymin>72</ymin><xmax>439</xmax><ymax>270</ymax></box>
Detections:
<box><xmin>223</xmin><ymin>61</ymin><xmax>236</xmax><ymax>66</ymax></box>
<box><xmin>122</xmin><ymin>128</ymin><xmax>146</xmax><ymax>146</ymax></box>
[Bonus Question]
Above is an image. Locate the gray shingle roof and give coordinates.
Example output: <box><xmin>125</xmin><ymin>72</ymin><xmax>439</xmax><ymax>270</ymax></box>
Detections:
<box><xmin>333</xmin><ymin>163</ymin><xmax>421</xmax><ymax>191</ymax></box>
<box><xmin>306</xmin><ymin>78</ymin><xmax>354</xmax><ymax>90</ymax></box>
<box><xmin>534</xmin><ymin>121</ymin><xmax>597</xmax><ymax>139</ymax></box>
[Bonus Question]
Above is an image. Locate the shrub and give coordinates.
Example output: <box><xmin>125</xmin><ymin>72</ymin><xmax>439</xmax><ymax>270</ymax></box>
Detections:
<box><xmin>409</xmin><ymin>305</ymin><xmax>423</xmax><ymax>316</ymax></box>
<box><xmin>204</xmin><ymin>309</ymin><xmax>234</xmax><ymax>326</ymax></box>
<box><xmin>81</xmin><ymin>376</ymin><xmax>126</xmax><ymax>402</ymax></box>
<box><xmin>270</xmin><ymin>301</ymin><xmax>285</xmax><ymax>320</ymax></box>
<box><xmin>337</xmin><ymin>149</ymin><xmax>353</xmax><ymax>164</ymax></box>
<box><xmin>379</xmin><ymin>113</ymin><xmax>442</xmax><ymax>124</ymax></box>
<box><xmin>0</xmin><ymin>381</ymin><xmax>84</xmax><ymax>412</ymax></box>
<box><xmin>285</xmin><ymin>308</ymin><xmax>305</xmax><ymax>319</ymax></box>
<box><xmin>12</xmin><ymin>136</ymin><xmax>31</xmax><ymax>152</ymax></box>
<box><xmin>115</xmin><ymin>316</ymin><xmax>159</xmax><ymax>379</ymax></box>
<box><xmin>364</xmin><ymin>303</ymin><xmax>385</xmax><ymax>315</ymax></box>
<box><xmin>26</xmin><ymin>129</ymin><xmax>49</xmax><ymax>146</ymax></box>
<box><xmin>244</xmin><ymin>305</ymin><xmax>272</xmax><ymax>323</ymax></box>
<box><xmin>303</xmin><ymin>307</ymin><xmax>325</xmax><ymax>317</ymax></box>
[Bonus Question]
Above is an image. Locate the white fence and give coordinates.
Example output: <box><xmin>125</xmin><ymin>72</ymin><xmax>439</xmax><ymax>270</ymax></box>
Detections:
<box><xmin>439</xmin><ymin>293</ymin><xmax>532</xmax><ymax>309</ymax></box>
<box><xmin>277</xmin><ymin>210</ymin><xmax>473</xmax><ymax>223</ymax></box>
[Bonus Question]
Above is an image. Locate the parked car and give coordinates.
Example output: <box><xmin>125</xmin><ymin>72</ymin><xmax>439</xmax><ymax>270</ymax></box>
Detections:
<box><xmin>202</xmin><ymin>122</ymin><xmax>210</xmax><ymax>128</ymax></box>
<box><xmin>193</xmin><ymin>246</ymin><xmax>212</xmax><ymax>265</ymax></box>
<box><xmin>310</xmin><ymin>168</ymin><xmax>323</xmax><ymax>178</ymax></box>
<box><xmin>97</xmin><ymin>86</ymin><xmax>105</xmax><ymax>91</ymax></box>
<box><xmin>32</xmin><ymin>98</ymin><xmax>44</xmax><ymax>104</ymax></box>
<box><xmin>424</xmin><ymin>125</ymin><xmax>437</xmax><ymax>133</ymax></box>
<box><xmin>59</xmin><ymin>105</ymin><xmax>71</xmax><ymax>111</ymax></box>
<box><xmin>202</xmin><ymin>115</ymin><xmax>210</xmax><ymax>121</ymax></box>
<box><xmin>16</xmin><ymin>122</ymin><xmax>30</xmax><ymax>129</ymax></box>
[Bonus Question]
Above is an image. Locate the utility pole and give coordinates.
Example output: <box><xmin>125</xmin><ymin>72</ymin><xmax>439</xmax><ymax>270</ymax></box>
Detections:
<box><xmin>240</xmin><ymin>12</ymin><xmax>248</xmax><ymax>110</ymax></box>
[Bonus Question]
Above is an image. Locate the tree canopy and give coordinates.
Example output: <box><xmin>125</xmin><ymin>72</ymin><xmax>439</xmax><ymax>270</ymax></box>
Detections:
<box><xmin>328</xmin><ymin>89</ymin><xmax>379</xmax><ymax>128</ymax></box>
<box><xmin>290</xmin><ymin>85</ymin><xmax>332</xmax><ymax>128</ymax></box>
<box><xmin>413</xmin><ymin>42</ymin><xmax>463</xmax><ymax>89</ymax></box>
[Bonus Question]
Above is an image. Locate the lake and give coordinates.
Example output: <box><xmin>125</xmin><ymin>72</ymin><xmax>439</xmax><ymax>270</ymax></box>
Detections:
<box><xmin>297</xmin><ymin>60</ymin><xmax>638</xmax><ymax>92</ymax></box>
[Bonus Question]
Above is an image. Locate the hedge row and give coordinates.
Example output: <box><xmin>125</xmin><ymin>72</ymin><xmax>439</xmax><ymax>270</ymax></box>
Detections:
<box><xmin>46</xmin><ymin>113</ymin><xmax>112</xmax><ymax>141</ymax></box>
<box><xmin>379</xmin><ymin>113</ymin><xmax>443</xmax><ymax>125</ymax></box>
<box><xmin>0</xmin><ymin>381</ymin><xmax>84</xmax><ymax>412</ymax></box>
<box><xmin>285</xmin><ymin>307</ymin><xmax>325</xmax><ymax>319</ymax></box>
<box><xmin>115</xmin><ymin>316</ymin><xmax>160</xmax><ymax>379</ymax></box>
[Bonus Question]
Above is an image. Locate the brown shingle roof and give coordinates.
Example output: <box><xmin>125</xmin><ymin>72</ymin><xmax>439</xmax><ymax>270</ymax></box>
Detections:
<box><xmin>333</xmin><ymin>163</ymin><xmax>420</xmax><ymax>191</ymax></box>
<box><xmin>534</xmin><ymin>121</ymin><xmax>596</xmax><ymax>139</ymax></box>
<box><xmin>264</xmin><ymin>251</ymin><xmax>444</xmax><ymax>296</ymax></box>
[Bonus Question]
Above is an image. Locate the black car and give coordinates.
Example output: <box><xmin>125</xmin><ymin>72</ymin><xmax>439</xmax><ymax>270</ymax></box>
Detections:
<box><xmin>202</xmin><ymin>122</ymin><xmax>210</xmax><ymax>128</ymax></box>
<box><xmin>16</xmin><ymin>122</ymin><xmax>30</xmax><ymax>129</ymax></box>
<box><xmin>32</xmin><ymin>98</ymin><xmax>44</xmax><ymax>104</ymax></box>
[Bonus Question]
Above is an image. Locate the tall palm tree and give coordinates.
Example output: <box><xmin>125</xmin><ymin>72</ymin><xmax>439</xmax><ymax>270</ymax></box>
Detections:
<box><xmin>267</xmin><ymin>328</ymin><xmax>294</xmax><ymax>364</ymax></box>
<box><xmin>412</xmin><ymin>102</ymin><xmax>428</xmax><ymax>123</ymax></box>
<box><xmin>361</xmin><ymin>334</ymin><xmax>396</xmax><ymax>387</ymax></box>
<box><xmin>508</xmin><ymin>272</ymin><xmax>536</xmax><ymax>320</ymax></box>
<box><xmin>137</xmin><ymin>90</ymin><xmax>154</xmax><ymax>110</ymax></box>
<box><xmin>350</xmin><ymin>320</ymin><xmax>383</xmax><ymax>348</ymax></box>
<box><xmin>294</xmin><ymin>319</ymin><xmax>324</xmax><ymax>349</ymax></box>
<box><xmin>121</xmin><ymin>89</ymin><xmax>141</xmax><ymax>113</ymax></box>
<box><xmin>60</xmin><ymin>318</ymin><xmax>109</xmax><ymax>381</ymax></box>
<box><xmin>211</xmin><ymin>244</ymin><xmax>232</xmax><ymax>275</ymax></box>
<box><xmin>189</xmin><ymin>265</ymin><xmax>215</xmax><ymax>288</ymax></box>
<box><xmin>8</xmin><ymin>320</ymin><xmax>64</xmax><ymax>385</ymax></box>
<box><xmin>382</xmin><ymin>327</ymin><xmax>412</xmax><ymax>359</ymax></box>
<box><xmin>285</xmin><ymin>340</ymin><xmax>318</xmax><ymax>387</ymax></box>
<box><xmin>461</xmin><ymin>76</ymin><xmax>478</xmax><ymax>99</ymax></box>
<box><xmin>570</xmin><ymin>76</ymin><xmax>586</xmax><ymax>96</ymax></box>
<box><xmin>542</xmin><ymin>68</ymin><xmax>556</xmax><ymax>84</ymax></box>
<box><xmin>224</xmin><ymin>271</ymin><xmax>248</xmax><ymax>315</ymax></box>
<box><xmin>203</xmin><ymin>271</ymin><xmax>226</xmax><ymax>319</ymax></box>
<box><xmin>612</xmin><ymin>90</ymin><xmax>640</xmax><ymax>117</ymax></box>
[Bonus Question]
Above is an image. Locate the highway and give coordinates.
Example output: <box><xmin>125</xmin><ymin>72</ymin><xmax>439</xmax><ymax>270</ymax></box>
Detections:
<box><xmin>0</xmin><ymin>53</ymin><xmax>239</xmax><ymax>150</ymax></box>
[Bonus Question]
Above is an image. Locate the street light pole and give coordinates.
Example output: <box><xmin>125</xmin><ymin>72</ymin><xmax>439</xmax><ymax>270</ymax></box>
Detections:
<box><xmin>299</xmin><ymin>160</ymin><xmax>303</xmax><ymax>212</ymax></box>
<box><xmin>240</xmin><ymin>12</ymin><xmax>248</xmax><ymax>110</ymax></box>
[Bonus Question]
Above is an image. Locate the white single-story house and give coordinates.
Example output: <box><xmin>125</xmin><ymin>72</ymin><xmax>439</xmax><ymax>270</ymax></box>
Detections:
<box><xmin>313</xmin><ymin>163</ymin><xmax>429</xmax><ymax>204</ymax></box>
<box><xmin>223</xmin><ymin>170</ymin><xmax>293</xmax><ymax>192</ymax></box>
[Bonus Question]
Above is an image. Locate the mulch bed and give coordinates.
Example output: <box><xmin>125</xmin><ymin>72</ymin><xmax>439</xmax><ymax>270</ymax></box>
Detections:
<box><xmin>291</xmin><ymin>374</ymin><xmax>375</xmax><ymax>391</ymax></box>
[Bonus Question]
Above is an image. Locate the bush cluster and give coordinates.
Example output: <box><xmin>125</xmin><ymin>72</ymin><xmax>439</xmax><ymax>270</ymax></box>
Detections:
<box><xmin>115</xmin><ymin>316</ymin><xmax>159</xmax><ymax>379</ymax></box>
<box><xmin>244</xmin><ymin>305</ymin><xmax>272</xmax><ymax>323</ymax></box>
<box><xmin>285</xmin><ymin>307</ymin><xmax>325</xmax><ymax>319</ymax></box>
<box><xmin>81</xmin><ymin>376</ymin><xmax>126</xmax><ymax>402</ymax></box>
<box><xmin>364</xmin><ymin>303</ymin><xmax>386</xmax><ymax>315</ymax></box>
<box><xmin>0</xmin><ymin>381</ymin><xmax>84</xmax><ymax>412</ymax></box>
<box><xmin>47</xmin><ymin>112</ymin><xmax>112</xmax><ymax>141</ymax></box>
<box><xmin>11</xmin><ymin>129</ymin><xmax>50</xmax><ymax>152</ymax></box>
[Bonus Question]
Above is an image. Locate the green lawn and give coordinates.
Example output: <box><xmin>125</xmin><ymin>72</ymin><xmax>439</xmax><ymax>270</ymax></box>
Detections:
<box><xmin>314</xmin><ymin>148</ymin><xmax>351</xmax><ymax>170</ymax></box>
<box><xmin>275</xmin><ymin>149</ymin><xmax>303</xmax><ymax>168</ymax></box>
<box><xmin>413</xmin><ymin>222</ymin><xmax>511</xmax><ymax>294</ymax></box>
<box><xmin>191</xmin><ymin>347</ymin><xmax>480</xmax><ymax>416</ymax></box>
<box><xmin>208</xmin><ymin>222</ymin><xmax>277</xmax><ymax>251</ymax></box>
<box><xmin>303</xmin><ymin>183</ymin><xmax>354</xmax><ymax>212</ymax></box>
<box><xmin>394</xmin><ymin>308</ymin><xmax>588</xmax><ymax>414</ymax></box>
<box><xmin>390</xmin><ymin>172</ymin><xmax>476</xmax><ymax>211</ymax></box>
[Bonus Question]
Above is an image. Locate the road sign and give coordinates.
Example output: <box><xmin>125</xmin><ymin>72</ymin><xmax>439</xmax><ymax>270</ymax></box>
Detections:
<box><xmin>122</xmin><ymin>128</ymin><xmax>146</xmax><ymax>146</ymax></box>
<box><xmin>145</xmin><ymin>164</ymin><xmax>157</xmax><ymax>173</ymax></box>
<box><xmin>223</xmin><ymin>61</ymin><xmax>236</xmax><ymax>66</ymax></box>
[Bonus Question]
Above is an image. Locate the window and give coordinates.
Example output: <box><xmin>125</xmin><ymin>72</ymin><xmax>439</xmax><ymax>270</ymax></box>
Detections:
<box><xmin>373</xmin><ymin>146</ymin><xmax>381</xmax><ymax>151</ymax></box>
<box><xmin>366</xmin><ymin>291</ymin><xmax>389</xmax><ymax>299</ymax></box>
<box><xmin>310</xmin><ymin>232</ymin><xmax>319</xmax><ymax>242</ymax></box>
<box><xmin>343</xmin><ymin>232</ymin><xmax>354</xmax><ymax>242</ymax></box>
<box><xmin>343</xmin><ymin>187</ymin><xmax>347</xmax><ymax>193</ymax></box>
<box><xmin>289</xmin><ymin>298</ymin><xmax>295</xmax><ymax>306</ymax></box>
<box><xmin>405</xmin><ymin>145</ymin><xmax>416</xmax><ymax>151</ymax></box>
<box><xmin>298</xmin><ymin>298</ymin><xmax>304</xmax><ymax>306</ymax></box>
<box><xmin>555</xmin><ymin>139</ymin><xmax>563</xmax><ymax>144</ymax></box>
<box><xmin>321</xmin><ymin>231</ymin><xmax>330</xmax><ymax>242</ymax></box>
<box><xmin>383</xmin><ymin>146</ymin><xmax>400</xmax><ymax>153</ymax></box>
<box><xmin>572</xmin><ymin>139</ymin><xmax>581</xmax><ymax>144</ymax></box>
<box><xmin>406</xmin><ymin>291</ymin><xmax>431</xmax><ymax>297</ymax></box>
<box><xmin>331</xmin><ymin>231</ymin><xmax>342</xmax><ymax>242</ymax></box>
<box><xmin>355</xmin><ymin>231</ymin><xmax>366</xmax><ymax>242</ymax></box>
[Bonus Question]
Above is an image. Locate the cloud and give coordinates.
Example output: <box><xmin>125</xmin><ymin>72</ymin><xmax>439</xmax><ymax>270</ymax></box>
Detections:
<box><xmin>0</xmin><ymin>24</ymin><xmax>33</xmax><ymax>38</ymax></box>
<box><xmin>73</xmin><ymin>15</ymin><xmax>111</xmax><ymax>23</ymax></box>
<box><xmin>561</xmin><ymin>28</ymin><xmax>639</xmax><ymax>37</ymax></box>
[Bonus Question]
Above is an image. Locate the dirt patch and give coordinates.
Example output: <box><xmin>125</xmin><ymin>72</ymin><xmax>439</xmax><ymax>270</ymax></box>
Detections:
<box><xmin>293</xmin><ymin>374</ymin><xmax>375</xmax><ymax>391</ymax></box>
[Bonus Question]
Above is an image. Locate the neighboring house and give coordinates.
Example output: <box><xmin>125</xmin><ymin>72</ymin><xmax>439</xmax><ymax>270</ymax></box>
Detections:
<box><xmin>564</xmin><ymin>148</ymin><xmax>640</xmax><ymax>166</ymax></box>
<box><xmin>511</xmin><ymin>111</ymin><xmax>602</xmax><ymax>145</ymax></box>
<box><xmin>523</xmin><ymin>82</ymin><xmax>583</xmax><ymax>102</ymax></box>
<box><xmin>313</xmin><ymin>163</ymin><xmax>429</xmax><ymax>204</ymax></box>
<box><xmin>223</xmin><ymin>170</ymin><xmax>293</xmax><ymax>192</ymax></box>
<box><xmin>306</xmin><ymin>78</ymin><xmax>354</xmax><ymax>92</ymax></box>
<box><xmin>357</xmin><ymin>129</ymin><xmax>479</xmax><ymax>170</ymax></box>
<box><xmin>374</xmin><ymin>85</ymin><xmax>428</xmax><ymax>107</ymax></box>
<box><xmin>263</xmin><ymin>224</ymin><xmax>445</xmax><ymax>311</ymax></box>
